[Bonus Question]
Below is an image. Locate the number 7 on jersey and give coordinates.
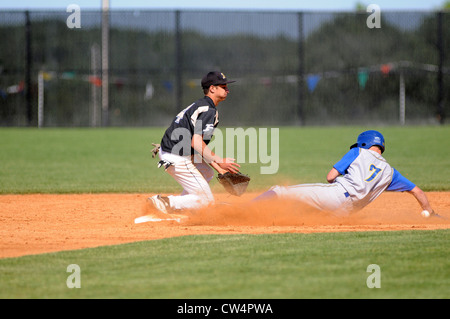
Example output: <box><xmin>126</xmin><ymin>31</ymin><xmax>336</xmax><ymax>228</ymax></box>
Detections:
<box><xmin>365</xmin><ymin>164</ymin><xmax>382</xmax><ymax>182</ymax></box>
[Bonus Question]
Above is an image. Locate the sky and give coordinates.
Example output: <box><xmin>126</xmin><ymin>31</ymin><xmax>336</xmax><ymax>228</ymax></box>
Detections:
<box><xmin>0</xmin><ymin>0</ymin><xmax>446</xmax><ymax>11</ymax></box>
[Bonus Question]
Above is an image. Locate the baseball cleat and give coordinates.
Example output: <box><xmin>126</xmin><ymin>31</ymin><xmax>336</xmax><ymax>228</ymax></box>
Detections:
<box><xmin>148</xmin><ymin>195</ymin><xmax>171</xmax><ymax>214</ymax></box>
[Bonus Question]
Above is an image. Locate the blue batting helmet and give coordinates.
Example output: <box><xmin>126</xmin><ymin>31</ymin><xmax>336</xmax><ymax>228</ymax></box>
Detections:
<box><xmin>350</xmin><ymin>130</ymin><xmax>385</xmax><ymax>153</ymax></box>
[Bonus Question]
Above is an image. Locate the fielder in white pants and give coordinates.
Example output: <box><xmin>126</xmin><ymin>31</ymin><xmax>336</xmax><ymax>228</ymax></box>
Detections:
<box><xmin>149</xmin><ymin>71</ymin><xmax>240</xmax><ymax>214</ymax></box>
<box><xmin>159</xmin><ymin>150</ymin><xmax>215</xmax><ymax>210</ymax></box>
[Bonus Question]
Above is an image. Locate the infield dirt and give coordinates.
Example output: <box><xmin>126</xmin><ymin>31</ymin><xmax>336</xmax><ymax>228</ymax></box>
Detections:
<box><xmin>1</xmin><ymin>192</ymin><xmax>449</xmax><ymax>258</ymax></box>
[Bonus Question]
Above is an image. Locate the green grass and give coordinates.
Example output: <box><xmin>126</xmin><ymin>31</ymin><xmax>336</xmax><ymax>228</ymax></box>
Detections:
<box><xmin>0</xmin><ymin>230</ymin><xmax>448</xmax><ymax>299</ymax></box>
<box><xmin>1</xmin><ymin>126</ymin><xmax>449</xmax><ymax>299</ymax></box>
<box><xmin>0</xmin><ymin>127</ymin><xmax>165</xmax><ymax>193</ymax></box>
<box><xmin>0</xmin><ymin>126</ymin><xmax>449</xmax><ymax>193</ymax></box>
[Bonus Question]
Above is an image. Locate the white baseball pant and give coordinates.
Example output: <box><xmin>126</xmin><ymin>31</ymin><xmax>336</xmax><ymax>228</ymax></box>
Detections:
<box><xmin>270</xmin><ymin>182</ymin><xmax>353</xmax><ymax>216</ymax></box>
<box><xmin>159</xmin><ymin>150</ymin><xmax>215</xmax><ymax>210</ymax></box>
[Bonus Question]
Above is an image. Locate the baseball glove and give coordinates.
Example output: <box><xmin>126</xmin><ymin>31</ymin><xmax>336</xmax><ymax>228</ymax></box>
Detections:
<box><xmin>217</xmin><ymin>172</ymin><xmax>250</xmax><ymax>196</ymax></box>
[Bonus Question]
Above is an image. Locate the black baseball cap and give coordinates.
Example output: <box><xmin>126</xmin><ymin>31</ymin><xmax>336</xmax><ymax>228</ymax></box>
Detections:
<box><xmin>201</xmin><ymin>71</ymin><xmax>236</xmax><ymax>89</ymax></box>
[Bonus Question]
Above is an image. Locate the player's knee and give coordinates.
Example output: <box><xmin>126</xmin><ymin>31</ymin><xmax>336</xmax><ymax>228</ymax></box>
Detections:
<box><xmin>198</xmin><ymin>193</ymin><xmax>215</xmax><ymax>207</ymax></box>
<box><xmin>269</xmin><ymin>185</ymin><xmax>282</xmax><ymax>195</ymax></box>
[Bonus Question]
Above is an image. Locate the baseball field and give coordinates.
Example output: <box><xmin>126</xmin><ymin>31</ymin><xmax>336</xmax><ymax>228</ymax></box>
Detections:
<box><xmin>0</xmin><ymin>126</ymin><xmax>449</xmax><ymax>299</ymax></box>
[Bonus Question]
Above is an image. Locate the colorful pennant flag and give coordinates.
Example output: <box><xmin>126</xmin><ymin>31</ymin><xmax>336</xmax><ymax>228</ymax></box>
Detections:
<box><xmin>88</xmin><ymin>76</ymin><xmax>102</xmax><ymax>87</ymax></box>
<box><xmin>381</xmin><ymin>64</ymin><xmax>391</xmax><ymax>76</ymax></box>
<box><xmin>307</xmin><ymin>74</ymin><xmax>321</xmax><ymax>92</ymax></box>
<box><xmin>358</xmin><ymin>69</ymin><xmax>369</xmax><ymax>89</ymax></box>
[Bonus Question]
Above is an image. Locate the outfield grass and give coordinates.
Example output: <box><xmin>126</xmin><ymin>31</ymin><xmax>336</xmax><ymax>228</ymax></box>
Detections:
<box><xmin>0</xmin><ymin>230</ymin><xmax>448</xmax><ymax>299</ymax></box>
<box><xmin>0</xmin><ymin>126</ymin><xmax>449</xmax><ymax>193</ymax></box>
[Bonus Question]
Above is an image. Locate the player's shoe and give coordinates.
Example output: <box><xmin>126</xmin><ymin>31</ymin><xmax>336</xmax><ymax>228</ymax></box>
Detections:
<box><xmin>148</xmin><ymin>195</ymin><xmax>171</xmax><ymax>214</ymax></box>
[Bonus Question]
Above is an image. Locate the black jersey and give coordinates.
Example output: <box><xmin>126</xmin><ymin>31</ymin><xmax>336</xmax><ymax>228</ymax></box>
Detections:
<box><xmin>160</xmin><ymin>96</ymin><xmax>219</xmax><ymax>156</ymax></box>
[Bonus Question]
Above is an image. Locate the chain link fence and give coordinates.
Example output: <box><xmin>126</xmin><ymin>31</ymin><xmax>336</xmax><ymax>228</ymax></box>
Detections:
<box><xmin>0</xmin><ymin>9</ymin><xmax>448</xmax><ymax>127</ymax></box>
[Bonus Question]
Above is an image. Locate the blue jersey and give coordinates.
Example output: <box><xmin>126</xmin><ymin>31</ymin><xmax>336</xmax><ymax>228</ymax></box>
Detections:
<box><xmin>386</xmin><ymin>169</ymin><xmax>416</xmax><ymax>191</ymax></box>
<box><xmin>333</xmin><ymin>148</ymin><xmax>416</xmax><ymax>210</ymax></box>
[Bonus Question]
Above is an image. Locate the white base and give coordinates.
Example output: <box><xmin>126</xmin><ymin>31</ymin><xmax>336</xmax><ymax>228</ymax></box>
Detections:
<box><xmin>134</xmin><ymin>214</ymin><xmax>186</xmax><ymax>224</ymax></box>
